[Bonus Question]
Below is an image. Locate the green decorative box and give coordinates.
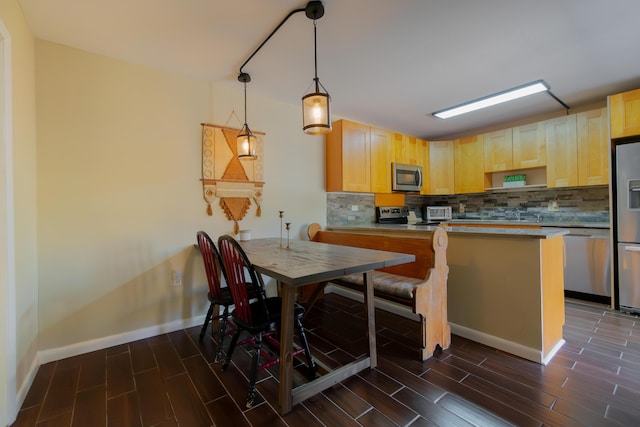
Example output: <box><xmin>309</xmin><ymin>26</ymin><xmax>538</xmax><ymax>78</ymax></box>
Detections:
<box><xmin>503</xmin><ymin>174</ymin><xmax>526</xmax><ymax>188</ymax></box>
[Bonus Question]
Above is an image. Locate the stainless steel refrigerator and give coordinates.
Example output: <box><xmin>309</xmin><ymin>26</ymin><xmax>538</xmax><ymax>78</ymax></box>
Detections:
<box><xmin>616</xmin><ymin>141</ymin><xmax>640</xmax><ymax>313</ymax></box>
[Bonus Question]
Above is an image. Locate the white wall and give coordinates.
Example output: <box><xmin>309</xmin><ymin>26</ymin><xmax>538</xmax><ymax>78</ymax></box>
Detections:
<box><xmin>35</xmin><ymin>41</ymin><xmax>326</xmax><ymax>356</ymax></box>
<box><xmin>0</xmin><ymin>0</ymin><xmax>38</xmax><ymax>424</ymax></box>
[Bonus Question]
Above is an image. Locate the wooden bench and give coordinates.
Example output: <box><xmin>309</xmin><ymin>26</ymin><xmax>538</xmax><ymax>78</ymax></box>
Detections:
<box><xmin>308</xmin><ymin>225</ymin><xmax>451</xmax><ymax>360</ymax></box>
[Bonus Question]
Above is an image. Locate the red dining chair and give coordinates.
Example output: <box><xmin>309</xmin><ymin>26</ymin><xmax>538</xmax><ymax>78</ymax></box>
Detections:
<box><xmin>217</xmin><ymin>234</ymin><xmax>316</xmax><ymax>408</ymax></box>
<box><xmin>196</xmin><ymin>231</ymin><xmax>262</xmax><ymax>363</ymax></box>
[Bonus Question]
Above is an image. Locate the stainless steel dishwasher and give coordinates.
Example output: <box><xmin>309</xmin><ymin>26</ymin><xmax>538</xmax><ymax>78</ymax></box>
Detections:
<box><xmin>563</xmin><ymin>228</ymin><xmax>611</xmax><ymax>302</ymax></box>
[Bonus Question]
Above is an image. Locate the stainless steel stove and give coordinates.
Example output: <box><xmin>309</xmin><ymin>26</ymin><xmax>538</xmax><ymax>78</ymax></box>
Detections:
<box><xmin>375</xmin><ymin>206</ymin><xmax>409</xmax><ymax>224</ymax></box>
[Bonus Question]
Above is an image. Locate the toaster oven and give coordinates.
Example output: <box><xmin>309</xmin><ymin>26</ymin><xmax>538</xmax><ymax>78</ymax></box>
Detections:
<box><xmin>424</xmin><ymin>206</ymin><xmax>452</xmax><ymax>222</ymax></box>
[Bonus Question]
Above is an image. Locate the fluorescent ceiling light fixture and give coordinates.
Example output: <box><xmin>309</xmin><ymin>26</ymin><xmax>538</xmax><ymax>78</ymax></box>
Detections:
<box><xmin>433</xmin><ymin>80</ymin><xmax>552</xmax><ymax>119</ymax></box>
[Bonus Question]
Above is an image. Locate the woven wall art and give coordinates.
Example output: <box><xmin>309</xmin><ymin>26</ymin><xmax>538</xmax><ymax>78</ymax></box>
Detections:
<box><xmin>200</xmin><ymin>123</ymin><xmax>265</xmax><ymax>233</ymax></box>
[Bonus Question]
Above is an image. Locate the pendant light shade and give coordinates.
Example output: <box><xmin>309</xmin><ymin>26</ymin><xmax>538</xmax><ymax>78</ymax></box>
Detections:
<box><xmin>237</xmin><ymin>124</ymin><xmax>257</xmax><ymax>159</ymax></box>
<box><xmin>303</xmin><ymin>82</ymin><xmax>331</xmax><ymax>135</ymax></box>
<box><xmin>302</xmin><ymin>18</ymin><xmax>331</xmax><ymax>135</ymax></box>
<box><xmin>237</xmin><ymin>73</ymin><xmax>257</xmax><ymax>160</ymax></box>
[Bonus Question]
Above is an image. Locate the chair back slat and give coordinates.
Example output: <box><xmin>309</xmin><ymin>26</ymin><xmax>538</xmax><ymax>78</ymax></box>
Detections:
<box><xmin>196</xmin><ymin>231</ymin><xmax>225</xmax><ymax>300</ymax></box>
<box><xmin>218</xmin><ymin>236</ymin><xmax>255</xmax><ymax>323</ymax></box>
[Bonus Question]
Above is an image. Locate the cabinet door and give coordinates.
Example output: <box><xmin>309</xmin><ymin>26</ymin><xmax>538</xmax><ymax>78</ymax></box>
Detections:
<box><xmin>610</xmin><ymin>88</ymin><xmax>640</xmax><ymax>139</ymax></box>
<box><xmin>483</xmin><ymin>128</ymin><xmax>513</xmax><ymax>172</ymax></box>
<box><xmin>428</xmin><ymin>141</ymin><xmax>455</xmax><ymax>194</ymax></box>
<box><xmin>342</xmin><ymin>121</ymin><xmax>371</xmax><ymax>192</ymax></box>
<box><xmin>392</xmin><ymin>133</ymin><xmax>406</xmax><ymax>164</ymax></box>
<box><xmin>577</xmin><ymin>108</ymin><xmax>609</xmax><ymax>186</ymax></box>
<box><xmin>325</xmin><ymin>120</ymin><xmax>371</xmax><ymax>192</ymax></box>
<box><xmin>513</xmin><ymin>121</ymin><xmax>546</xmax><ymax>168</ymax></box>
<box><xmin>546</xmin><ymin>115</ymin><xmax>578</xmax><ymax>188</ymax></box>
<box><xmin>393</xmin><ymin>134</ymin><xmax>418</xmax><ymax>164</ymax></box>
<box><xmin>417</xmin><ymin>139</ymin><xmax>430</xmax><ymax>195</ymax></box>
<box><xmin>454</xmin><ymin>135</ymin><xmax>488</xmax><ymax>194</ymax></box>
<box><xmin>370</xmin><ymin>127</ymin><xmax>393</xmax><ymax>193</ymax></box>
<box><xmin>404</xmin><ymin>136</ymin><xmax>418</xmax><ymax>165</ymax></box>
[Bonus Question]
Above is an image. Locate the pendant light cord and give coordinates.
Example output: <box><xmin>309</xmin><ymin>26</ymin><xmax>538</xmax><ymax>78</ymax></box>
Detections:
<box><xmin>243</xmin><ymin>80</ymin><xmax>248</xmax><ymax>126</ymax></box>
<box><xmin>313</xmin><ymin>20</ymin><xmax>319</xmax><ymax>92</ymax></box>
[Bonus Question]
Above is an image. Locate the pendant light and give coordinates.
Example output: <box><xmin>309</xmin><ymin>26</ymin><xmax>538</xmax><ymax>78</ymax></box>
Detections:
<box><xmin>235</xmin><ymin>1</ymin><xmax>331</xmax><ymax>144</ymax></box>
<box><xmin>302</xmin><ymin>14</ymin><xmax>331</xmax><ymax>135</ymax></box>
<box><xmin>237</xmin><ymin>72</ymin><xmax>257</xmax><ymax>159</ymax></box>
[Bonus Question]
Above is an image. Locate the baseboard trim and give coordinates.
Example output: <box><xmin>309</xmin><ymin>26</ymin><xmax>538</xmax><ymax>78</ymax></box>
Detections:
<box><xmin>15</xmin><ymin>355</ymin><xmax>39</xmax><ymax>419</ymax></box>
<box><xmin>542</xmin><ymin>339</ymin><xmax>566</xmax><ymax>365</ymax></box>
<box><xmin>38</xmin><ymin>315</ymin><xmax>206</xmax><ymax>365</ymax></box>
<box><xmin>449</xmin><ymin>322</ymin><xmax>563</xmax><ymax>365</ymax></box>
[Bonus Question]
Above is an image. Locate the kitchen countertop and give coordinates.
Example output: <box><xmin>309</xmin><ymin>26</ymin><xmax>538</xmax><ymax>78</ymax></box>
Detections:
<box><xmin>446</xmin><ymin>219</ymin><xmax>610</xmax><ymax>229</ymax></box>
<box><xmin>327</xmin><ymin>223</ymin><xmax>569</xmax><ymax>239</ymax></box>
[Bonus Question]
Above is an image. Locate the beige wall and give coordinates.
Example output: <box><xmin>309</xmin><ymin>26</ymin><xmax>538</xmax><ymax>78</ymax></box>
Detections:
<box><xmin>0</xmin><ymin>0</ymin><xmax>38</xmax><ymax>423</ymax></box>
<box><xmin>35</xmin><ymin>41</ymin><xmax>326</xmax><ymax>352</ymax></box>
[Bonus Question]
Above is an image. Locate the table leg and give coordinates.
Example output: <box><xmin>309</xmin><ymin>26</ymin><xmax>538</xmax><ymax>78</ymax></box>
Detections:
<box><xmin>363</xmin><ymin>270</ymin><xmax>377</xmax><ymax>367</ymax></box>
<box><xmin>279</xmin><ymin>282</ymin><xmax>295</xmax><ymax>414</ymax></box>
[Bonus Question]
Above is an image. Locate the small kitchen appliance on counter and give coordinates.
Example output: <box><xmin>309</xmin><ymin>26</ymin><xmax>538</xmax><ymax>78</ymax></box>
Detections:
<box><xmin>420</xmin><ymin>206</ymin><xmax>452</xmax><ymax>225</ymax></box>
<box><xmin>375</xmin><ymin>206</ymin><xmax>409</xmax><ymax>224</ymax></box>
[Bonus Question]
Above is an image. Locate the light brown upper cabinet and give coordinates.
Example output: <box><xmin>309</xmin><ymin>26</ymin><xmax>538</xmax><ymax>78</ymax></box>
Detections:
<box><xmin>483</xmin><ymin>128</ymin><xmax>513</xmax><ymax>172</ymax></box>
<box><xmin>577</xmin><ymin>108</ymin><xmax>609</xmax><ymax>186</ymax></box>
<box><xmin>326</xmin><ymin>119</ymin><xmax>371</xmax><ymax>192</ymax></box>
<box><xmin>454</xmin><ymin>135</ymin><xmax>489</xmax><ymax>194</ymax></box>
<box><xmin>370</xmin><ymin>127</ymin><xmax>394</xmax><ymax>193</ymax></box>
<box><xmin>393</xmin><ymin>134</ymin><xmax>418</xmax><ymax>165</ymax></box>
<box><xmin>416</xmin><ymin>139</ymin><xmax>431</xmax><ymax>195</ymax></box>
<box><xmin>428</xmin><ymin>141</ymin><xmax>455</xmax><ymax>195</ymax></box>
<box><xmin>610</xmin><ymin>88</ymin><xmax>640</xmax><ymax>139</ymax></box>
<box><xmin>513</xmin><ymin>121</ymin><xmax>546</xmax><ymax>168</ymax></box>
<box><xmin>546</xmin><ymin>115</ymin><xmax>578</xmax><ymax>188</ymax></box>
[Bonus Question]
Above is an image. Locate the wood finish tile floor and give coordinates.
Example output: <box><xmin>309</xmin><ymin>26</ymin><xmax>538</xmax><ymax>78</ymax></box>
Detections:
<box><xmin>11</xmin><ymin>295</ymin><xmax>640</xmax><ymax>426</ymax></box>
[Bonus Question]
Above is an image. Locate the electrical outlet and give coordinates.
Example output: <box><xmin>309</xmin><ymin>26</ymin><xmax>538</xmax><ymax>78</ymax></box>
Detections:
<box><xmin>172</xmin><ymin>270</ymin><xmax>182</xmax><ymax>287</ymax></box>
<box><xmin>547</xmin><ymin>200</ymin><xmax>559</xmax><ymax>212</ymax></box>
<box><xmin>351</xmin><ymin>205</ymin><xmax>358</xmax><ymax>211</ymax></box>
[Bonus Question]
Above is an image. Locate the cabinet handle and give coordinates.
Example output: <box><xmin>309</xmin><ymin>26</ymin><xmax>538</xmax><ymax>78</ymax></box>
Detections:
<box><xmin>624</xmin><ymin>245</ymin><xmax>640</xmax><ymax>252</ymax></box>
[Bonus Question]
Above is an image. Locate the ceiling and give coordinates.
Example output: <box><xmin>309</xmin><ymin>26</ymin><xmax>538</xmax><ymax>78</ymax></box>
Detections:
<box><xmin>18</xmin><ymin>0</ymin><xmax>640</xmax><ymax>140</ymax></box>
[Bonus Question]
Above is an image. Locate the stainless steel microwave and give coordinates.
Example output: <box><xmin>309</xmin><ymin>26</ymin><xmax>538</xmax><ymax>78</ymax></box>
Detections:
<box><xmin>392</xmin><ymin>162</ymin><xmax>423</xmax><ymax>192</ymax></box>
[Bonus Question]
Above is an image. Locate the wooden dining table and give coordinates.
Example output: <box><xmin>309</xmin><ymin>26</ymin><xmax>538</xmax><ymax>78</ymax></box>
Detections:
<box><xmin>238</xmin><ymin>237</ymin><xmax>415</xmax><ymax>414</ymax></box>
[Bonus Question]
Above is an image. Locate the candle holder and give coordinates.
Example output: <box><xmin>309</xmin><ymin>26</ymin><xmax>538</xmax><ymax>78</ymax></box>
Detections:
<box><xmin>285</xmin><ymin>222</ymin><xmax>291</xmax><ymax>248</ymax></box>
<box><xmin>279</xmin><ymin>211</ymin><xmax>284</xmax><ymax>248</ymax></box>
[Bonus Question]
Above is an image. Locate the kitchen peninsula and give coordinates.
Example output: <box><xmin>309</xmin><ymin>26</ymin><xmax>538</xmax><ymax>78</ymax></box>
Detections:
<box><xmin>326</xmin><ymin>224</ymin><xmax>568</xmax><ymax>365</ymax></box>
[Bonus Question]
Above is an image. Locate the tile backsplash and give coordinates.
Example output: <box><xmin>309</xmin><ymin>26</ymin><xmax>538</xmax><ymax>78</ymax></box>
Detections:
<box><xmin>327</xmin><ymin>186</ymin><xmax>610</xmax><ymax>225</ymax></box>
<box><xmin>326</xmin><ymin>192</ymin><xmax>376</xmax><ymax>225</ymax></box>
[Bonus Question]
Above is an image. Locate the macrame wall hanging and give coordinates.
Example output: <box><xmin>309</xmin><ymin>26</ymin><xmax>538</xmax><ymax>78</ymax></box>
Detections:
<box><xmin>200</xmin><ymin>123</ymin><xmax>265</xmax><ymax>234</ymax></box>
